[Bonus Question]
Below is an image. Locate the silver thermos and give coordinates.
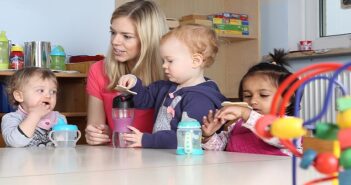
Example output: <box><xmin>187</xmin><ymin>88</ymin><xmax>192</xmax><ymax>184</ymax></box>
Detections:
<box><xmin>24</xmin><ymin>41</ymin><xmax>51</xmax><ymax>68</ymax></box>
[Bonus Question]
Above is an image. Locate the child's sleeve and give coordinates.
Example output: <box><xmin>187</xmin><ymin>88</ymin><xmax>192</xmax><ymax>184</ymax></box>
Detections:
<box><xmin>181</xmin><ymin>93</ymin><xmax>218</xmax><ymax>123</ymax></box>
<box><xmin>142</xmin><ymin>130</ymin><xmax>177</xmax><ymax>148</ymax></box>
<box><xmin>1</xmin><ymin>113</ymin><xmax>31</xmax><ymax>147</ymax></box>
<box><xmin>130</xmin><ymin>78</ymin><xmax>168</xmax><ymax>109</ymax></box>
<box><xmin>202</xmin><ymin>131</ymin><xmax>230</xmax><ymax>151</ymax></box>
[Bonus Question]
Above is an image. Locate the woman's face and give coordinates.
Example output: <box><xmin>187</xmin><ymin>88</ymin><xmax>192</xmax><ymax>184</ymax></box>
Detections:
<box><xmin>110</xmin><ymin>16</ymin><xmax>141</xmax><ymax>65</ymax></box>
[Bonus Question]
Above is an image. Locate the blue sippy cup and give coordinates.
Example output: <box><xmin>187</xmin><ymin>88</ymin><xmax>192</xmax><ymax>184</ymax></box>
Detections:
<box><xmin>48</xmin><ymin>118</ymin><xmax>81</xmax><ymax>148</ymax></box>
<box><xmin>176</xmin><ymin>121</ymin><xmax>204</xmax><ymax>155</ymax></box>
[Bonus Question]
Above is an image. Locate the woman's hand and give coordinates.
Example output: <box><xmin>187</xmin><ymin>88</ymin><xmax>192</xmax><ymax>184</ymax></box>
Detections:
<box><xmin>123</xmin><ymin>126</ymin><xmax>143</xmax><ymax>147</ymax></box>
<box><xmin>202</xmin><ymin>110</ymin><xmax>223</xmax><ymax>138</ymax></box>
<box><xmin>118</xmin><ymin>74</ymin><xmax>137</xmax><ymax>89</ymax></box>
<box><xmin>85</xmin><ymin>124</ymin><xmax>111</xmax><ymax>145</ymax></box>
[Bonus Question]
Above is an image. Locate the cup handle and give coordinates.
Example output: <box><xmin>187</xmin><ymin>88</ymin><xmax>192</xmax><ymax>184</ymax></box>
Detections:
<box><xmin>184</xmin><ymin>131</ymin><xmax>193</xmax><ymax>154</ymax></box>
<box><xmin>48</xmin><ymin>131</ymin><xmax>57</xmax><ymax>146</ymax></box>
<box><xmin>75</xmin><ymin>130</ymin><xmax>82</xmax><ymax>143</ymax></box>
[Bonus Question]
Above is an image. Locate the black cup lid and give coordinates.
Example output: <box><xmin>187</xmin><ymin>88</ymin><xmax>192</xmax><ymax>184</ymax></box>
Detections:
<box><xmin>113</xmin><ymin>94</ymin><xmax>134</xmax><ymax>108</ymax></box>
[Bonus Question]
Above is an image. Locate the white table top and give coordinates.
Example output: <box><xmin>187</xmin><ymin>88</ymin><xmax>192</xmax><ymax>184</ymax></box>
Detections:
<box><xmin>0</xmin><ymin>145</ymin><xmax>326</xmax><ymax>185</ymax></box>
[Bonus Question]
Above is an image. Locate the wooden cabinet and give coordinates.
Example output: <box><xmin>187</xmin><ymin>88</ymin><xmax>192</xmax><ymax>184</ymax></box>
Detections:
<box><xmin>0</xmin><ymin>62</ymin><xmax>92</xmax><ymax>147</ymax></box>
<box><xmin>117</xmin><ymin>0</ymin><xmax>261</xmax><ymax>98</ymax></box>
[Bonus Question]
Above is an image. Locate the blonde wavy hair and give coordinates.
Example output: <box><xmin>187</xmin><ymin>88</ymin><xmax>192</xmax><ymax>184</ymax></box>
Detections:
<box><xmin>161</xmin><ymin>24</ymin><xmax>218</xmax><ymax>68</ymax></box>
<box><xmin>105</xmin><ymin>0</ymin><xmax>169</xmax><ymax>90</ymax></box>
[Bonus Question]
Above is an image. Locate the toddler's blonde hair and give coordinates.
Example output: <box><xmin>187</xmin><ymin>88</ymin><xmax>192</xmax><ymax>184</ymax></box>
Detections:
<box><xmin>161</xmin><ymin>24</ymin><xmax>218</xmax><ymax>68</ymax></box>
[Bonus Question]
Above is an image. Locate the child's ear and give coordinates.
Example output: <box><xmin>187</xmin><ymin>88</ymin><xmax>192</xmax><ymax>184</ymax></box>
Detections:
<box><xmin>13</xmin><ymin>90</ymin><xmax>24</xmax><ymax>103</ymax></box>
<box><xmin>192</xmin><ymin>53</ymin><xmax>204</xmax><ymax>68</ymax></box>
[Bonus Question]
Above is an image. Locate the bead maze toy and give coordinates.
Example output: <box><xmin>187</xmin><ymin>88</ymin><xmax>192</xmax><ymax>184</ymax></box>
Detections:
<box><xmin>254</xmin><ymin>62</ymin><xmax>351</xmax><ymax>185</ymax></box>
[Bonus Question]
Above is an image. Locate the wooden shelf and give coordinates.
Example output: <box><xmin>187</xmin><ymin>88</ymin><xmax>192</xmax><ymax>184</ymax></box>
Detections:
<box><xmin>218</xmin><ymin>34</ymin><xmax>257</xmax><ymax>42</ymax></box>
<box><xmin>0</xmin><ymin>71</ymin><xmax>86</xmax><ymax>78</ymax></box>
<box><xmin>61</xmin><ymin>112</ymin><xmax>87</xmax><ymax>117</ymax></box>
<box><xmin>54</xmin><ymin>73</ymin><xmax>86</xmax><ymax>78</ymax></box>
<box><xmin>0</xmin><ymin>70</ymin><xmax>15</xmax><ymax>76</ymax></box>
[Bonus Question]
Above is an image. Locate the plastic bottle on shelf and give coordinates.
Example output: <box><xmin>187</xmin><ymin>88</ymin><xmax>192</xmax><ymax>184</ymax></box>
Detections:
<box><xmin>50</xmin><ymin>45</ymin><xmax>66</xmax><ymax>70</ymax></box>
<box><xmin>9</xmin><ymin>44</ymin><xmax>24</xmax><ymax>70</ymax></box>
<box><xmin>0</xmin><ymin>31</ymin><xmax>9</xmax><ymax>69</ymax></box>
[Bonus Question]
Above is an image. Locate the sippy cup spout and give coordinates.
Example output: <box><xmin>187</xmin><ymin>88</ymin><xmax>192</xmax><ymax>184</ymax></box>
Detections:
<box><xmin>57</xmin><ymin>117</ymin><xmax>67</xmax><ymax>125</ymax></box>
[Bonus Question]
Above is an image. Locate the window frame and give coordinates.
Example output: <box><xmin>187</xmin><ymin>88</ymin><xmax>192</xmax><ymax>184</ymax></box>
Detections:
<box><xmin>305</xmin><ymin>0</ymin><xmax>351</xmax><ymax>50</ymax></box>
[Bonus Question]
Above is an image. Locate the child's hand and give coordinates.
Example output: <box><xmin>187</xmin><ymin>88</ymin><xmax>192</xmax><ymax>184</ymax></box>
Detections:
<box><xmin>28</xmin><ymin>102</ymin><xmax>52</xmax><ymax>119</ymax></box>
<box><xmin>202</xmin><ymin>110</ymin><xmax>223</xmax><ymax>137</ymax></box>
<box><xmin>19</xmin><ymin>102</ymin><xmax>53</xmax><ymax>137</ymax></box>
<box><xmin>123</xmin><ymin>126</ymin><xmax>143</xmax><ymax>147</ymax></box>
<box><xmin>216</xmin><ymin>105</ymin><xmax>251</xmax><ymax>123</ymax></box>
<box><xmin>118</xmin><ymin>74</ymin><xmax>137</xmax><ymax>89</ymax></box>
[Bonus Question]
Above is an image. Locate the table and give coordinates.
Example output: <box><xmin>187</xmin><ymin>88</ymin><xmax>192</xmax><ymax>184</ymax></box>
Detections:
<box><xmin>0</xmin><ymin>145</ymin><xmax>326</xmax><ymax>185</ymax></box>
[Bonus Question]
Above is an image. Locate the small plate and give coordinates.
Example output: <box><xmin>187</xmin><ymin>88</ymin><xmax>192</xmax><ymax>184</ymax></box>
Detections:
<box><xmin>0</xmin><ymin>69</ymin><xmax>16</xmax><ymax>71</ymax></box>
<box><xmin>52</xmin><ymin>70</ymin><xmax>79</xmax><ymax>73</ymax></box>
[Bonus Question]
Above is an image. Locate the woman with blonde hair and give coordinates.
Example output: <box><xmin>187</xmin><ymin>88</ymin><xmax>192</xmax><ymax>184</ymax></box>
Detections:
<box><xmin>85</xmin><ymin>0</ymin><xmax>169</xmax><ymax>145</ymax></box>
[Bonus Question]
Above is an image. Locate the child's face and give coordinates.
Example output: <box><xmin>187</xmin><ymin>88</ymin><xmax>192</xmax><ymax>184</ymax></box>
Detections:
<box><xmin>17</xmin><ymin>75</ymin><xmax>57</xmax><ymax>112</ymax></box>
<box><xmin>242</xmin><ymin>74</ymin><xmax>278</xmax><ymax>115</ymax></box>
<box><xmin>160</xmin><ymin>37</ymin><xmax>199</xmax><ymax>87</ymax></box>
<box><xmin>110</xmin><ymin>16</ymin><xmax>141</xmax><ymax>65</ymax></box>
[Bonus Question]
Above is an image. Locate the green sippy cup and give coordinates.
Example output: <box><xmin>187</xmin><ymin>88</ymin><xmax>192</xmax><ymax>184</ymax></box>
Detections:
<box><xmin>50</xmin><ymin>45</ymin><xmax>66</xmax><ymax>70</ymax></box>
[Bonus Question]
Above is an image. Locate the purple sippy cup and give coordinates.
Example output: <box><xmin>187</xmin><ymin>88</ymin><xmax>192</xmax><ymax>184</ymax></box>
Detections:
<box><xmin>112</xmin><ymin>94</ymin><xmax>134</xmax><ymax>148</ymax></box>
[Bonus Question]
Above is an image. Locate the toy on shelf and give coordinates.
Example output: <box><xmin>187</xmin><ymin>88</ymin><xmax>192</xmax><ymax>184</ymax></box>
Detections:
<box><xmin>254</xmin><ymin>62</ymin><xmax>351</xmax><ymax>185</ymax></box>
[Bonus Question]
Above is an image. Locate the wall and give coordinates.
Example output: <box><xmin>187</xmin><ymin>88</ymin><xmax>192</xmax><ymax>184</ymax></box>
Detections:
<box><xmin>260</xmin><ymin>0</ymin><xmax>351</xmax><ymax>68</ymax></box>
<box><xmin>0</xmin><ymin>0</ymin><xmax>115</xmax><ymax>56</ymax></box>
<box><xmin>260</xmin><ymin>0</ymin><xmax>305</xmax><ymax>56</ymax></box>
<box><xmin>260</xmin><ymin>0</ymin><xmax>288</xmax><ymax>56</ymax></box>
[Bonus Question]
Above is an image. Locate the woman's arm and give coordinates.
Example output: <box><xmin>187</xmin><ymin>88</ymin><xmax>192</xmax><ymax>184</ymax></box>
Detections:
<box><xmin>85</xmin><ymin>95</ymin><xmax>111</xmax><ymax>145</ymax></box>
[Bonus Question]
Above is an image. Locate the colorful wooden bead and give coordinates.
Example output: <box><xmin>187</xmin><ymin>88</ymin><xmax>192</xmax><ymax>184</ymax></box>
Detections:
<box><xmin>315</xmin><ymin>122</ymin><xmax>338</xmax><ymax>140</ymax></box>
<box><xmin>271</xmin><ymin>117</ymin><xmax>306</xmax><ymax>139</ymax></box>
<box><xmin>339</xmin><ymin>168</ymin><xmax>351</xmax><ymax>185</ymax></box>
<box><xmin>337</xmin><ymin>96</ymin><xmax>351</xmax><ymax>112</ymax></box>
<box><xmin>313</xmin><ymin>153</ymin><xmax>339</xmax><ymax>174</ymax></box>
<box><xmin>340</xmin><ymin>148</ymin><xmax>351</xmax><ymax>169</ymax></box>
<box><xmin>300</xmin><ymin>149</ymin><xmax>317</xmax><ymax>169</ymax></box>
<box><xmin>337</xmin><ymin>110</ymin><xmax>351</xmax><ymax>129</ymax></box>
<box><xmin>255</xmin><ymin>114</ymin><xmax>277</xmax><ymax>139</ymax></box>
<box><xmin>338</xmin><ymin>128</ymin><xmax>351</xmax><ymax>150</ymax></box>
